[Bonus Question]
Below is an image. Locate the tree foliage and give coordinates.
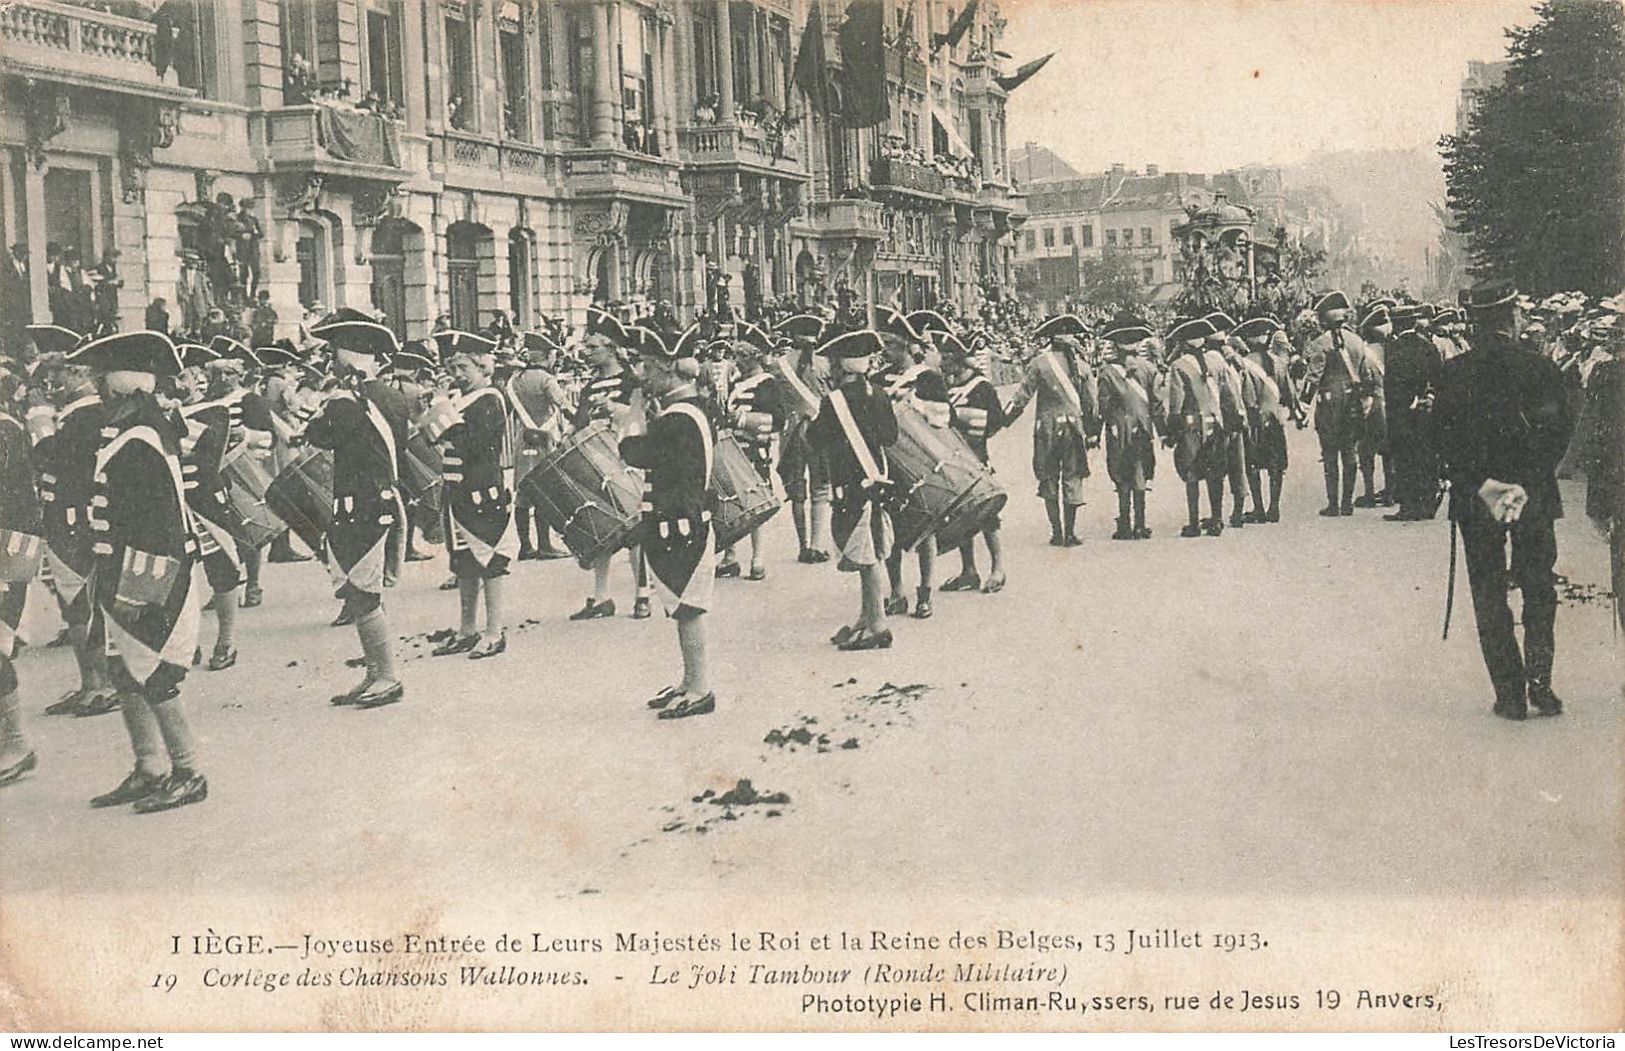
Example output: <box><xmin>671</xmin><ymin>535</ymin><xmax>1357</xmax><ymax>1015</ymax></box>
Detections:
<box><xmin>1440</xmin><ymin>0</ymin><xmax>1625</xmax><ymax>296</ymax></box>
<box><xmin>1079</xmin><ymin>249</ymin><xmax>1145</xmax><ymax>309</ymax></box>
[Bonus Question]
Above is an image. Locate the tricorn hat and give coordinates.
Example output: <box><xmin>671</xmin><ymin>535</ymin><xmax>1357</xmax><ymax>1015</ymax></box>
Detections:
<box><xmin>1233</xmin><ymin>316</ymin><xmax>1283</xmax><ymax>341</ymax></box>
<box><xmin>1033</xmin><ymin>314</ymin><xmax>1090</xmax><ymax>340</ymax></box>
<box><xmin>313</xmin><ymin>320</ymin><xmax>400</xmax><ymax>360</ymax></box>
<box><xmin>816</xmin><ymin>329</ymin><xmax>885</xmax><ymax>360</ymax></box>
<box><xmin>775</xmin><ymin>314</ymin><xmax>827</xmax><ymax>342</ymax></box>
<box><xmin>1167</xmin><ymin>316</ymin><xmax>1216</xmax><ymax>344</ymax></box>
<box><xmin>1467</xmin><ymin>278</ymin><xmax>1518</xmax><ymax>311</ymax></box>
<box><xmin>434</xmin><ymin>330</ymin><xmax>498</xmax><ymax>360</ymax></box>
<box><xmin>65</xmin><ymin>330</ymin><xmax>183</xmax><ymax>376</ymax></box>
<box><xmin>178</xmin><ymin>342</ymin><xmax>220</xmax><ymax>369</ymax></box>
<box><xmin>1313</xmin><ymin>290</ymin><xmax>1351</xmax><ymax>315</ymax></box>
<box><xmin>26</xmin><ymin>324</ymin><xmax>83</xmax><ymax>358</ymax></box>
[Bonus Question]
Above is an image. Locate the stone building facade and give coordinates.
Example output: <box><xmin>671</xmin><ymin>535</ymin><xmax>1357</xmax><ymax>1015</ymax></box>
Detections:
<box><xmin>0</xmin><ymin>0</ymin><xmax>1023</xmax><ymax>345</ymax></box>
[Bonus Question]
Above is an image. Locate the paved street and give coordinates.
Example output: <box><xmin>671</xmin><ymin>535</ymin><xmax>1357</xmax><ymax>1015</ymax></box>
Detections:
<box><xmin>2</xmin><ymin>424</ymin><xmax>1619</xmax><ymax>903</ymax></box>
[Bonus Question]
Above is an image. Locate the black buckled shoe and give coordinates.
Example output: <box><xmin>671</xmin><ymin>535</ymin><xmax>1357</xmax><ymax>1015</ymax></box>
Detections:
<box><xmin>240</xmin><ymin>586</ymin><xmax>264</xmax><ymax>608</ymax></box>
<box><xmin>838</xmin><ymin>628</ymin><xmax>894</xmax><ymax>651</ymax></box>
<box><xmin>631</xmin><ymin>597</ymin><xmax>652</xmax><ymax>620</ymax></box>
<box><xmin>657</xmin><ymin>691</ymin><xmax>716</xmax><ymax>720</ymax></box>
<box><xmin>431</xmin><ymin>632</ymin><xmax>480</xmax><ymax>657</ymax></box>
<box><xmin>45</xmin><ymin>689</ymin><xmax>84</xmax><ymax>716</ymax></box>
<box><xmin>468</xmin><ymin>632</ymin><xmax>506</xmax><ymax>660</ymax></box>
<box><xmin>883</xmin><ymin>595</ymin><xmax>909</xmax><ymax>617</ymax></box>
<box><xmin>941</xmin><ymin>571</ymin><xmax>981</xmax><ymax>592</ymax></box>
<box><xmin>569</xmin><ymin>598</ymin><xmax>615</xmax><ymax>621</ymax></box>
<box><xmin>714</xmin><ymin>559</ymin><xmax>741</xmax><ymax>579</ymax></box>
<box><xmin>830</xmin><ymin>624</ymin><xmax>857</xmax><ymax>646</ymax></box>
<box><xmin>74</xmin><ymin>690</ymin><xmax>122</xmax><ymax>718</ymax></box>
<box><xmin>207</xmin><ymin>647</ymin><xmax>238</xmax><ymax>671</ymax></box>
<box><xmin>912</xmin><ymin>590</ymin><xmax>933</xmax><ymax>620</ymax></box>
<box><xmin>353</xmin><ymin>681</ymin><xmax>405</xmax><ymax>709</ymax></box>
<box><xmin>91</xmin><ymin>769</ymin><xmax>165</xmax><ymax>808</ymax></box>
<box><xmin>1180</xmin><ymin>523</ymin><xmax>1202</xmax><ymax>538</ymax></box>
<box><xmin>133</xmin><ymin>769</ymin><xmax>209</xmax><ymax>813</ymax></box>
<box><xmin>0</xmin><ymin>750</ymin><xmax>38</xmax><ymax>786</ymax></box>
<box><xmin>1492</xmin><ymin>680</ymin><xmax>1528</xmax><ymax>721</ymax></box>
<box><xmin>1318</xmin><ymin>505</ymin><xmax>1341</xmax><ymax>518</ymax></box>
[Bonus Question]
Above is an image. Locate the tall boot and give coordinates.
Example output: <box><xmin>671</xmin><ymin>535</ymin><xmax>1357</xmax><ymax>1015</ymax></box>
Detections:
<box><xmin>1112</xmin><ymin>490</ymin><xmax>1132</xmax><ymax>539</ymax></box>
<box><xmin>1044</xmin><ymin>495</ymin><xmax>1063</xmax><ymax>545</ymax></box>
<box><xmin>1132</xmin><ymin>490</ymin><xmax>1150</xmax><ymax>538</ymax></box>
<box><xmin>1062</xmin><ymin>503</ymin><xmax>1081</xmax><ymax>546</ymax></box>
<box><xmin>1341</xmin><ymin>462</ymin><xmax>1358</xmax><ymax>515</ymax></box>
<box><xmin>1205</xmin><ymin>477</ymin><xmax>1225</xmax><ymax>535</ymax></box>
<box><xmin>1247</xmin><ymin>470</ymin><xmax>1266</xmax><ymax>522</ymax></box>
<box><xmin>1182</xmin><ymin>483</ymin><xmax>1202</xmax><ymax>537</ymax></box>
<box><xmin>515</xmin><ymin>504</ymin><xmax>536</xmax><ymax>559</ymax></box>
<box><xmin>1320</xmin><ymin>460</ymin><xmax>1340</xmax><ymax>516</ymax></box>
<box><xmin>1267</xmin><ymin>471</ymin><xmax>1282</xmax><ymax>522</ymax></box>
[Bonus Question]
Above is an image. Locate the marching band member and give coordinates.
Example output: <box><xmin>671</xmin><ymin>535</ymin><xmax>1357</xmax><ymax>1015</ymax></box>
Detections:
<box><xmin>507</xmin><ymin>332</ymin><xmax>572</xmax><ymax>561</ymax></box>
<box><xmin>808</xmin><ymin>330</ymin><xmax>898</xmax><ymax>652</ymax></box>
<box><xmin>0</xmin><ymin>364</ymin><xmax>42</xmax><ymax>784</ymax></box>
<box><xmin>1205</xmin><ymin>313</ymin><xmax>1258</xmax><ymax>529</ymax></box>
<box><xmin>175</xmin><ymin>345</ymin><xmax>252</xmax><ymax>670</ymax></box>
<box><xmin>570</xmin><ymin>309</ymin><xmax>651</xmax><ymax>621</ymax></box>
<box><xmin>303</xmin><ymin>319</ymin><xmax>413</xmax><ymax>709</ymax></box>
<box><xmin>1163</xmin><ymin>317</ymin><xmax>1236</xmax><ymax>537</ymax></box>
<box><xmin>30</xmin><ymin>325</ymin><xmax>119</xmax><ymax>717</ymax></box>
<box><xmin>73</xmin><ymin>331</ymin><xmax>208</xmax><ymax>812</ymax></box>
<box><xmin>1356</xmin><ymin>302</ymin><xmax>1394</xmax><ymax>509</ymax></box>
<box><xmin>429</xmin><ymin>331</ymin><xmax>517</xmax><ymax>660</ymax></box>
<box><xmin>773</xmin><ymin>314</ymin><xmax>834</xmax><ymax>564</ymax></box>
<box><xmin>937</xmin><ymin>330</ymin><xmax>1010</xmax><ymax>589</ymax></box>
<box><xmin>716</xmin><ymin>323</ymin><xmax>787</xmax><ymax>582</ymax></box>
<box><xmin>252</xmin><ymin>339</ymin><xmax>316</xmax><ymax>566</ymax></box>
<box><xmin>1235</xmin><ymin>315</ymin><xmax>1299</xmax><ymax>523</ymax></box>
<box><xmin>876</xmin><ymin>310</ymin><xmax>948</xmax><ymax>619</ymax></box>
<box><xmin>621</xmin><ymin>326</ymin><xmax>718</xmax><ymax>720</ymax></box>
<box><xmin>1004</xmin><ymin>314</ymin><xmax>1099</xmax><ymax>547</ymax></box>
<box><xmin>1301</xmin><ymin>291</ymin><xmax>1380</xmax><ymax>517</ymax></box>
<box><xmin>387</xmin><ymin>339</ymin><xmax>442</xmax><ymax>561</ymax></box>
<box><xmin>1095</xmin><ymin>317</ymin><xmax>1161</xmax><ymax>541</ymax></box>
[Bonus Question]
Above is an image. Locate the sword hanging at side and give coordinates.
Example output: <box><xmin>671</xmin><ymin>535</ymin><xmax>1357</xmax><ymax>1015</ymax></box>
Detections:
<box><xmin>1443</xmin><ymin>514</ymin><xmax>1458</xmax><ymax>641</ymax></box>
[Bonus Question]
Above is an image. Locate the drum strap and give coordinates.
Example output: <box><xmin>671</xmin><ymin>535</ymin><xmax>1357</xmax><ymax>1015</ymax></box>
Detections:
<box><xmin>828</xmin><ymin>390</ymin><xmax>888</xmax><ymax>488</ymax></box>
<box><xmin>775</xmin><ymin>359</ymin><xmax>820</xmax><ymax>415</ymax></box>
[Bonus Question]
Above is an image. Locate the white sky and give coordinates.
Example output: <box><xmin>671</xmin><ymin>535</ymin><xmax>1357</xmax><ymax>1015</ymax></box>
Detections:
<box><xmin>1000</xmin><ymin>0</ymin><xmax>1540</xmax><ymax>172</ymax></box>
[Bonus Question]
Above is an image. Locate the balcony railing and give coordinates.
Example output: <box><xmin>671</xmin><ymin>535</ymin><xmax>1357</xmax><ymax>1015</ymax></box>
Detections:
<box><xmin>440</xmin><ymin>132</ymin><xmax>557</xmax><ymax>183</ymax></box>
<box><xmin>266</xmin><ymin>105</ymin><xmax>412</xmax><ymax>177</ymax></box>
<box><xmin>0</xmin><ymin>0</ymin><xmax>180</xmax><ymax>94</ymax></box>
<box><xmin>807</xmin><ymin>198</ymin><xmax>885</xmax><ymax>240</ymax></box>
<box><xmin>677</xmin><ymin>121</ymin><xmax>801</xmax><ymax>169</ymax></box>
<box><xmin>871</xmin><ymin>155</ymin><xmax>944</xmax><ymax>196</ymax></box>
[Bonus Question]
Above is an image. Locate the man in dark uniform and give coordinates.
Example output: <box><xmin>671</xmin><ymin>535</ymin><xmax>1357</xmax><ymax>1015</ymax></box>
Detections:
<box><xmin>620</xmin><ymin>326</ymin><xmax>719</xmax><ymax>719</ymax></box>
<box><xmin>1302</xmin><ymin>291</ymin><xmax>1380</xmax><ymax>516</ymax></box>
<box><xmin>31</xmin><ymin>325</ymin><xmax>121</xmax><ymax>717</ymax></box>
<box><xmin>73</xmin><ymin>330</ymin><xmax>208</xmax><ymax>812</ymax></box>
<box><xmin>772</xmin><ymin>314</ymin><xmax>834</xmax><ymax>563</ymax></box>
<box><xmin>1095</xmin><ymin>317</ymin><xmax>1161</xmax><ymax>541</ymax></box>
<box><xmin>1581</xmin><ymin>331</ymin><xmax>1624</xmax><ymax>639</ymax></box>
<box><xmin>1004</xmin><ymin>314</ymin><xmax>1099</xmax><ymax>546</ymax></box>
<box><xmin>1383</xmin><ymin>305</ymin><xmax>1446</xmax><ymax>521</ymax></box>
<box><xmin>429</xmin><ymin>331</ymin><xmax>517</xmax><ymax>660</ymax></box>
<box><xmin>1234</xmin><ymin>315</ymin><xmax>1298</xmax><ymax>523</ymax></box>
<box><xmin>303</xmin><ymin>319</ymin><xmax>413</xmax><ymax>709</ymax></box>
<box><xmin>937</xmin><ymin>330</ymin><xmax>1011</xmax><ymax>588</ymax></box>
<box><xmin>175</xmin><ymin>344</ymin><xmax>250</xmax><ymax>670</ymax></box>
<box><xmin>1163</xmin><ymin>317</ymin><xmax>1237</xmax><ymax>537</ymax></box>
<box><xmin>1433</xmin><ymin>279</ymin><xmax>1574</xmax><ymax>720</ymax></box>
<box><xmin>808</xmin><ymin>329</ymin><xmax>899</xmax><ymax>652</ymax></box>
<box><xmin>718</xmin><ymin>323</ymin><xmax>787</xmax><ymax>581</ymax></box>
<box><xmin>0</xmin><ymin>364</ymin><xmax>43</xmax><ymax>784</ymax></box>
<box><xmin>875</xmin><ymin>309</ymin><xmax>950</xmax><ymax>618</ymax></box>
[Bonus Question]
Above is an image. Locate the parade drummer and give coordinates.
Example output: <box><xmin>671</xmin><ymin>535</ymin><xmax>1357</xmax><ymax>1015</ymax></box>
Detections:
<box><xmin>1434</xmin><ymin>279</ymin><xmax>1573</xmax><ymax>721</ymax></box>
<box><xmin>252</xmin><ymin>338</ymin><xmax>316</xmax><ymax>566</ymax></box>
<box><xmin>1094</xmin><ymin>315</ymin><xmax>1161</xmax><ymax>542</ymax></box>
<box><xmin>1003</xmin><ymin>314</ymin><xmax>1099</xmax><ymax>548</ymax></box>
<box><xmin>428</xmin><ymin>330</ymin><xmax>517</xmax><ymax>661</ymax></box>
<box><xmin>29</xmin><ymin>324</ymin><xmax>120</xmax><ymax>718</ymax></box>
<box><xmin>0</xmin><ymin>363</ymin><xmax>43</xmax><ymax>785</ymax></box>
<box><xmin>1382</xmin><ymin>305</ymin><xmax>1446</xmax><ymax>522</ymax></box>
<box><xmin>570</xmin><ymin>307</ymin><xmax>652</xmax><ymax>622</ymax></box>
<box><xmin>1301</xmin><ymin>290</ymin><xmax>1380</xmax><ymax>517</ymax></box>
<box><xmin>875</xmin><ymin>309</ymin><xmax>949</xmax><ymax>620</ymax></box>
<box><xmin>385</xmin><ymin>338</ymin><xmax>442</xmax><ymax>561</ymax></box>
<box><xmin>1163</xmin><ymin>316</ymin><xmax>1236</xmax><ymax>538</ymax></box>
<box><xmin>936</xmin><ymin>329</ymin><xmax>1010</xmax><ymax>591</ymax></box>
<box><xmin>1234</xmin><ymin>315</ymin><xmax>1298</xmax><ymax>523</ymax></box>
<box><xmin>620</xmin><ymin>325</ymin><xmax>719</xmax><ymax>721</ymax></box>
<box><xmin>1204</xmin><ymin>312</ymin><xmax>1258</xmax><ymax>529</ymax></box>
<box><xmin>204</xmin><ymin>345</ymin><xmax>280</xmax><ymax>607</ymax></box>
<box><xmin>773</xmin><ymin>314</ymin><xmax>834</xmax><ymax>564</ymax></box>
<box><xmin>807</xmin><ymin>329</ymin><xmax>899</xmax><ymax>653</ymax></box>
<box><xmin>174</xmin><ymin>344</ymin><xmax>254</xmax><ymax>671</ymax></box>
<box><xmin>67</xmin><ymin>331</ymin><xmax>209</xmax><ymax>813</ymax></box>
<box><xmin>713</xmin><ymin>322</ymin><xmax>786</xmax><ymax>582</ymax></box>
<box><xmin>1356</xmin><ymin>301</ymin><xmax>1395</xmax><ymax>509</ymax></box>
<box><xmin>507</xmin><ymin>331</ymin><xmax>572</xmax><ymax>561</ymax></box>
<box><xmin>302</xmin><ymin>319</ymin><xmax>413</xmax><ymax>710</ymax></box>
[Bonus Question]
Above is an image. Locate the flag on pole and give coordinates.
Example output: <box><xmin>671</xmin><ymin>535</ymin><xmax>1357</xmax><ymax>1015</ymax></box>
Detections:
<box><xmin>994</xmin><ymin>52</ymin><xmax>1055</xmax><ymax>93</ymax></box>
<box><xmin>837</xmin><ymin>0</ymin><xmax>889</xmax><ymax>128</ymax></box>
<box><xmin>792</xmin><ymin>4</ymin><xmax>828</xmax><ymax>114</ymax></box>
<box><xmin>932</xmin><ymin>0</ymin><xmax>978</xmax><ymax>52</ymax></box>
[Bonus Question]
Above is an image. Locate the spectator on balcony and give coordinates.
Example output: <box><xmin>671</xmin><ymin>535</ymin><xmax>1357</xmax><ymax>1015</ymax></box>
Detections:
<box><xmin>694</xmin><ymin>94</ymin><xmax>720</xmax><ymax>125</ymax></box>
<box><xmin>447</xmin><ymin>94</ymin><xmax>470</xmax><ymax>131</ymax></box>
<box><xmin>233</xmin><ymin>197</ymin><xmax>263</xmax><ymax>297</ymax></box>
<box><xmin>284</xmin><ymin>53</ymin><xmax>317</xmax><ymax>105</ymax></box>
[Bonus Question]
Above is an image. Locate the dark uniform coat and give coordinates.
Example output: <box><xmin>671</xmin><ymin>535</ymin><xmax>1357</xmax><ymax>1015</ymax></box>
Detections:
<box><xmin>1383</xmin><ymin>330</ymin><xmax>1445</xmax><ymax>515</ymax></box>
<box><xmin>440</xmin><ymin>385</ymin><xmax>518</xmax><ymax>577</ymax></box>
<box><xmin>303</xmin><ymin>379</ymin><xmax>412</xmax><ymax>600</ymax></box>
<box><xmin>808</xmin><ymin>374</ymin><xmax>898</xmax><ymax>570</ymax></box>
<box><xmin>1095</xmin><ymin>353</ymin><xmax>1159</xmax><ymax>489</ymax></box>
<box><xmin>38</xmin><ymin>394</ymin><xmax>106</xmax><ymax>611</ymax></box>
<box><xmin>89</xmin><ymin>393</ymin><xmax>198</xmax><ymax>694</ymax></box>
<box><xmin>620</xmin><ymin>396</ymin><xmax>716</xmax><ymax>615</ymax></box>
<box><xmin>727</xmin><ymin>370</ymin><xmax>788</xmax><ymax>480</ymax></box>
<box><xmin>179</xmin><ymin>393</ymin><xmax>248</xmax><ymax>592</ymax></box>
<box><xmin>0</xmin><ymin>405</ymin><xmax>42</xmax><ymax>661</ymax></box>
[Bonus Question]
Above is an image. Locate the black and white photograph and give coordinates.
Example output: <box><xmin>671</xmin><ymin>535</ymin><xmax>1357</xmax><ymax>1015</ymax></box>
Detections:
<box><xmin>0</xmin><ymin>0</ymin><xmax>1620</xmax><ymax>1034</ymax></box>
